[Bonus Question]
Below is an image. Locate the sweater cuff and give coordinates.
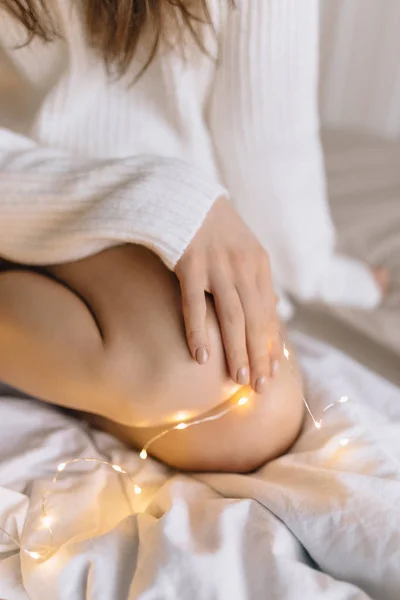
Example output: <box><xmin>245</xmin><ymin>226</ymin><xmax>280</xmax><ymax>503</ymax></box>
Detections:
<box><xmin>117</xmin><ymin>159</ymin><xmax>227</xmax><ymax>270</ymax></box>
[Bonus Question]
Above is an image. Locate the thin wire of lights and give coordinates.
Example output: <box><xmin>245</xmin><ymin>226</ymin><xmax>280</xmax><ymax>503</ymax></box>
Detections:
<box><xmin>0</xmin><ymin>394</ymin><xmax>254</xmax><ymax>560</ymax></box>
<box><xmin>281</xmin><ymin>337</ymin><xmax>349</xmax><ymax>432</ymax></box>
<box><xmin>0</xmin><ymin>337</ymin><xmax>351</xmax><ymax>561</ymax></box>
<box><xmin>139</xmin><ymin>394</ymin><xmax>251</xmax><ymax>460</ymax></box>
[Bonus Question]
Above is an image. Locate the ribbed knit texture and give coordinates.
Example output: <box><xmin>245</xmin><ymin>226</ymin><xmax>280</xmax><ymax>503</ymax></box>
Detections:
<box><xmin>0</xmin><ymin>0</ymin><xmax>381</xmax><ymax>307</ymax></box>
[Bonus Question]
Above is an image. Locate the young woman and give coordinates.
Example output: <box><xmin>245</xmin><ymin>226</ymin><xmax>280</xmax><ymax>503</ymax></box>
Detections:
<box><xmin>0</xmin><ymin>1</ymin><xmax>384</xmax><ymax>472</ymax></box>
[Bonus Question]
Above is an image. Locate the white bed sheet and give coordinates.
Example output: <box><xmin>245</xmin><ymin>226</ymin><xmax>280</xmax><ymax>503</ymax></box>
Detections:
<box><xmin>1</xmin><ymin>332</ymin><xmax>400</xmax><ymax>600</ymax></box>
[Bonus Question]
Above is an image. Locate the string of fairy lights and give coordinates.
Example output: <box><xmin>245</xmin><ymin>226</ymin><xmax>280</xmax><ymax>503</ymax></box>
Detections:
<box><xmin>0</xmin><ymin>339</ymin><xmax>351</xmax><ymax>561</ymax></box>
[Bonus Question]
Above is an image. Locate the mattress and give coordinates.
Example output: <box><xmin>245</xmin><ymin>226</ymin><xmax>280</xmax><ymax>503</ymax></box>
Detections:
<box><xmin>0</xmin><ymin>330</ymin><xmax>399</xmax><ymax>600</ymax></box>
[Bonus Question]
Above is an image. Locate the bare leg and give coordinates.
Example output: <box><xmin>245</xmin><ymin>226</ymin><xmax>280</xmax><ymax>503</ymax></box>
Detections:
<box><xmin>0</xmin><ymin>268</ymin><xmax>107</xmax><ymax>413</ymax></box>
<box><xmin>86</xmin><ymin>347</ymin><xmax>303</xmax><ymax>473</ymax></box>
<box><xmin>0</xmin><ymin>246</ymin><xmax>304</xmax><ymax>472</ymax></box>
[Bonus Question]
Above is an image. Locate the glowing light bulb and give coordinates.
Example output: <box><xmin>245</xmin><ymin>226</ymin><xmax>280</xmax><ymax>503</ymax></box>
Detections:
<box><xmin>175</xmin><ymin>423</ymin><xmax>188</xmax><ymax>430</ymax></box>
<box><xmin>339</xmin><ymin>438</ymin><xmax>349</xmax><ymax>447</ymax></box>
<box><xmin>175</xmin><ymin>411</ymin><xmax>190</xmax><ymax>422</ymax></box>
<box><xmin>237</xmin><ymin>396</ymin><xmax>249</xmax><ymax>406</ymax></box>
<box><xmin>339</xmin><ymin>396</ymin><xmax>349</xmax><ymax>404</ymax></box>
<box><xmin>134</xmin><ymin>485</ymin><xmax>142</xmax><ymax>495</ymax></box>
<box><xmin>26</xmin><ymin>550</ymin><xmax>41</xmax><ymax>560</ymax></box>
<box><xmin>140</xmin><ymin>449</ymin><xmax>147</xmax><ymax>460</ymax></box>
<box><xmin>112</xmin><ymin>464</ymin><xmax>124</xmax><ymax>473</ymax></box>
<box><xmin>57</xmin><ymin>462</ymin><xmax>66</xmax><ymax>472</ymax></box>
<box><xmin>283</xmin><ymin>348</ymin><xmax>290</xmax><ymax>359</ymax></box>
<box><xmin>42</xmin><ymin>516</ymin><xmax>52</xmax><ymax>528</ymax></box>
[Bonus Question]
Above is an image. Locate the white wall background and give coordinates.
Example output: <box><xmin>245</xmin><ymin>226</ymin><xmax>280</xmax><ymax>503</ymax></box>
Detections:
<box><xmin>320</xmin><ymin>0</ymin><xmax>400</xmax><ymax>139</ymax></box>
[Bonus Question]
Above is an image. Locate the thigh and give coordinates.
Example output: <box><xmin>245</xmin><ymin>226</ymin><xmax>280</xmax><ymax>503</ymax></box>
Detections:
<box><xmin>49</xmin><ymin>245</ymin><xmax>239</xmax><ymax>425</ymax></box>
<box><xmin>0</xmin><ymin>267</ymin><xmax>104</xmax><ymax>411</ymax></box>
<box><xmin>49</xmin><ymin>245</ymin><xmax>180</xmax><ymax>343</ymax></box>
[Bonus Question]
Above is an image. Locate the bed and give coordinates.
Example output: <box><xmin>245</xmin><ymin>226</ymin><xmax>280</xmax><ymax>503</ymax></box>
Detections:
<box><xmin>0</xmin><ymin>330</ymin><xmax>399</xmax><ymax>600</ymax></box>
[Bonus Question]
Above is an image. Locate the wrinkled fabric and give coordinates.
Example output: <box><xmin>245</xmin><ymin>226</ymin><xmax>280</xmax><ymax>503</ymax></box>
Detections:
<box><xmin>0</xmin><ymin>333</ymin><xmax>399</xmax><ymax>600</ymax></box>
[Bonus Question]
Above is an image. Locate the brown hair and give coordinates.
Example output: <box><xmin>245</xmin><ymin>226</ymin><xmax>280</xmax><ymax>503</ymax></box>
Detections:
<box><xmin>2</xmin><ymin>1</ymin><xmax>218</xmax><ymax>78</ymax></box>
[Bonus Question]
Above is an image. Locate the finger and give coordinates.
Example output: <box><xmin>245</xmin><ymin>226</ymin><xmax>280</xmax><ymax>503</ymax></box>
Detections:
<box><xmin>180</xmin><ymin>276</ymin><xmax>210</xmax><ymax>365</ymax></box>
<box><xmin>237</xmin><ymin>280</ymin><xmax>270</xmax><ymax>394</ymax></box>
<box><xmin>212</xmin><ymin>279</ymin><xmax>250</xmax><ymax>385</ymax></box>
<box><xmin>268</xmin><ymin>317</ymin><xmax>282</xmax><ymax>375</ymax></box>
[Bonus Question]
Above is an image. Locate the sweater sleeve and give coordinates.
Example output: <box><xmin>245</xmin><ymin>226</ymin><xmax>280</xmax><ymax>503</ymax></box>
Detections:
<box><xmin>0</xmin><ymin>128</ymin><xmax>226</xmax><ymax>268</ymax></box>
<box><xmin>208</xmin><ymin>0</ymin><xmax>381</xmax><ymax>308</ymax></box>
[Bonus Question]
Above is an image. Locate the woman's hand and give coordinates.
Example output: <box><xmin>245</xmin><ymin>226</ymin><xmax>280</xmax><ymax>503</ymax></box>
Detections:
<box><xmin>175</xmin><ymin>196</ymin><xmax>281</xmax><ymax>394</ymax></box>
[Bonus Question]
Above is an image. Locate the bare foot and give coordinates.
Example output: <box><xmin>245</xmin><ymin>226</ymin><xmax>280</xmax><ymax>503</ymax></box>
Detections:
<box><xmin>372</xmin><ymin>267</ymin><xmax>389</xmax><ymax>298</ymax></box>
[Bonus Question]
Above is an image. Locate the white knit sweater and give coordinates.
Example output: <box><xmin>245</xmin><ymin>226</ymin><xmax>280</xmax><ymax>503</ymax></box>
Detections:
<box><xmin>0</xmin><ymin>0</ymin><xmax>380</xmax><ymax>308</ymax></box>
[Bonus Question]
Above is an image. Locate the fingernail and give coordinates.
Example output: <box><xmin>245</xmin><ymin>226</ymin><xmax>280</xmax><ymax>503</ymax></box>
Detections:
<box><xmin>271</xmin><ymin>360</ymin><xmax>280</xmax><ymax>377</ymax></box>
<box><xmin>195</xmin><ymin>346</ymin><xmax>209</xmax><ymax>365</ymax></box>
<box><xmin>237</xmin><ymin>367</ymin><xmax>250</xmax><ymax>385</ymax></box>
<box><xmin>255</xmin><ymin>375</ymin><xmax>267</xmax><ymax>394</ymax></box>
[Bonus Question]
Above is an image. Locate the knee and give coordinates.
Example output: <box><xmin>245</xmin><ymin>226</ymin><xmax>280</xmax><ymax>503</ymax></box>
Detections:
<box><xmin>221</xmin><ymin>356</ymin><xmax>304</xmax><ymax>472</ymax></box>
<box><xmin>218</xmin><ymin>382</ymin><xmax>304</xmax><ymax>473</ymax></box>
<box><xmin>91</xmin><ymin>330</ymin><xmax>304</xmax><ymax>472</ymax></box>
<box><xmin>147</xmin><ymin>355</ymin><xmax>305</xmax><ymax>473</ymax></box>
